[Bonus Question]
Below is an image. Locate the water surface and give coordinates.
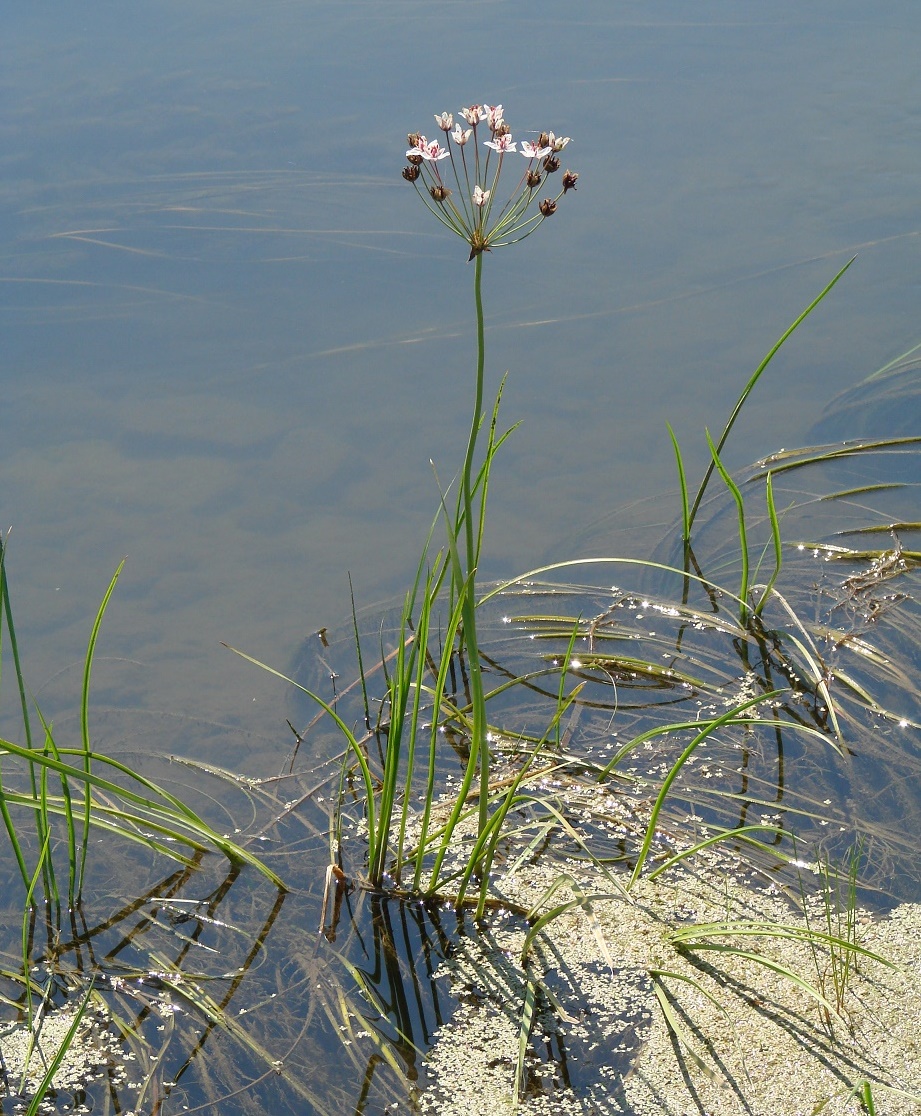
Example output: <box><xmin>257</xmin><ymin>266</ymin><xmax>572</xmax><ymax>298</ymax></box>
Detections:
<box><xmin>2</xmin><ymin>5</ymin><xmax>921</xmax><ymax>1112</ymax></box>
<box><xmin>2</xmin><ymin>1</ymin><xmax>919</xmax><ymax>796</ymax></box>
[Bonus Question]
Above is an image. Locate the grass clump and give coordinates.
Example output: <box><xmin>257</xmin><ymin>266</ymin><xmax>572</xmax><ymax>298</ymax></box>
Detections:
<box><xmin>0</xmin><ymin>536</ymin><xmax>286</xmax><ymax>1111</ymax></box>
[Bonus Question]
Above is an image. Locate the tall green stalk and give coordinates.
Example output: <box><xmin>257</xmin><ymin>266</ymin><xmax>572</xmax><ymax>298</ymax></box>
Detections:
<box><xmin>458</xmin><ymin>251</ymin><xmax>490</xmax><ymax>849</ymax></box>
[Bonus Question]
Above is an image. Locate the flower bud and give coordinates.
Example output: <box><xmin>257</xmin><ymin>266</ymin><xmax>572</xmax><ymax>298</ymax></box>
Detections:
<box><xmin>537</xmin><ymin>132</ymin><xmax>550</xmax><ymax>149</ymax></box>
<box><xmin>539</xmin><ymin>198</ymin><xmax>557</xmax><ymax>217</ymax></box>
<box><xmin>430</xmin><ymin>185</ymin><xmax>453</xmax><ymax>202</ymax></box>
<box><xmin>526</xmin><ymin>169</ymin><xmax>543</xmax><ymax>189</ymax></box>
<box><xmin>407</xmin><ymin>152</ymin><xmax>424</xmax><ymax>166</ymax></box>
<box><xmin>407</xmin><ymin>133</ymin><xmax>421</xmax><ymax>148</ymax></box>
<box><xmin>402</xmin><ymin>164</ymin><xmax>421</xmax><ymax>182</ymax></box>
<box><xmin>494</xmin><ymin>121</ymin><xmax>511</xmax><ymax>138</ymax></box>
<box><xmin>543</xmin><ymin>155</ymin><xmax>561</xmax><ymax>174</ymax></box>
<box><xmin>562</xmin><ymin>170</ymin><xmax>579</xmax><ymax>193</ymax></box>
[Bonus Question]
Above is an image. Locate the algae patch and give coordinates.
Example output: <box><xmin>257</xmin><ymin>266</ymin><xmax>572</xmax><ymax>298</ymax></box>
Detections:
<box><xmin>0</xmin><ymin>999</ymin><xmax>127</xmax><ymax>1110</ymax></box>
<box><xmin>416</xmin><ymin>800</ymin><xmax>921</xmax><ymax>1116</ymax></box>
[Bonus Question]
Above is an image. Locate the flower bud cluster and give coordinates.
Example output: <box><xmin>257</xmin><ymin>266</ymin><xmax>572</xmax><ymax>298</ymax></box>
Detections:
<box><xmin>402</xmin><ymin>102</ymin><xmax>578</xmax><ymax>260</ymax></box>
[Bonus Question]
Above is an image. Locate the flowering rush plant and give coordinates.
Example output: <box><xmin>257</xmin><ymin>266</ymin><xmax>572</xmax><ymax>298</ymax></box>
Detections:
<box><xmin>403</xmin><ymin>103</ymin><xmax>577</xmax><ymax>261</ymax></box>
<box><xmin>386</xmin><ymin>102</ymin><xmax>578</xmax><ymax>900</ymax></box>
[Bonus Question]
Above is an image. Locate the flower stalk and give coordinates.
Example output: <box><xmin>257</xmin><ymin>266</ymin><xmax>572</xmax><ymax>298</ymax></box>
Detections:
<box><xmin>402</xmin><ymin>103</ymin><xmax>579</xmax><ymax>877</ymax></box>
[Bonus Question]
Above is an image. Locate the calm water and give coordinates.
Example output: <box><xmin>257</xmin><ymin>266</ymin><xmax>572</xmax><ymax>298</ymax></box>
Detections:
<box><xmin>3</xmin><ymin>5</ymin><xmax>921</xmax><ymax>1112</ymax></box>
<box><xmin>3</xmin><ymin>3</ymin><xmax>920</xmax><ymax>750</ymax></box>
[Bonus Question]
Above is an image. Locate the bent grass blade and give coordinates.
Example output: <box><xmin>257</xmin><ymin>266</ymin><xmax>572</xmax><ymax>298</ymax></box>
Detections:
<box><xmin>0</xmin><ymin>735</ymin><xmax>286</xmax><ymax>888</ymax></box>
<box><xmin>687</xmin><ymin>258</ymin><xmax>855</xmax><ymax>531</ymax></box>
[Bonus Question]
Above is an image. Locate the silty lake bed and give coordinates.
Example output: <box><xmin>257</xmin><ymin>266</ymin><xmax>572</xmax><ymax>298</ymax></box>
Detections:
<box><xmin>2</xmin><ymin>5</ymin><xmax>921</xmax><ymax>1111</ymax></box>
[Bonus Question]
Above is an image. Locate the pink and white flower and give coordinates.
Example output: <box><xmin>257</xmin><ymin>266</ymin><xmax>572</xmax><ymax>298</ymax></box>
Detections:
<box><xmin>483</xmin><ymin>104</ymin><xmax>504</xmax><ymax>132</ymax></box>
<box><xmin>402</xmin><ymin>103</ymin><xmax>578</xmax><ymax>259</ymax></box>
<box><xmin>484</xmin><ymin>133</ymin><xmax>516</xmax><ymax>154</ymax></box>
<box><xmin>459</xmin><ymin>104</ymin><xmax>484</xmax><ymax>125</ymax></box>
<box><xmin>519</xmin><ymin>140</ymin><xmax>552</xmax><ymax>159</ymax></box>
<box><xmin>407</xmin><ymin>136</ymin><xmax>450</xmax><ymax>161</ymax></box>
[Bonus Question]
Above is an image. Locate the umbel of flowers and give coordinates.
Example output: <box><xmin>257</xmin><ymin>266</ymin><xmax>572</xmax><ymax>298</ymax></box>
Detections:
<box><xmin>403</xmin><ymin>103</ymin><xmax>577</xmax><ymax>261</ymax></box>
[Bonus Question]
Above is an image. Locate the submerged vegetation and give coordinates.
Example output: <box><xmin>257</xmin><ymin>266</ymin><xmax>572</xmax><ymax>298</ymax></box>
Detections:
<box><xmin>2</xmin><ymin>100</ymin><xmax>921</xmax><ymax>1115</ymax></box>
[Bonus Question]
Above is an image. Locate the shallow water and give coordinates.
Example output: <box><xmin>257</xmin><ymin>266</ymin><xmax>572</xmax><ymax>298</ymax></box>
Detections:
<box><xmin>2</xmin><ymin>4</ymin><xmax>921</xmax><ymax>1112</ymax></box>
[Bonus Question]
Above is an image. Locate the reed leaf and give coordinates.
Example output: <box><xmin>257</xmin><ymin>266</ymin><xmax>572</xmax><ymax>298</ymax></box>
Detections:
<box><xmin>687</xmin><ymin>257</ymin><xmax>855</xmax><ymax>530</ymax></box>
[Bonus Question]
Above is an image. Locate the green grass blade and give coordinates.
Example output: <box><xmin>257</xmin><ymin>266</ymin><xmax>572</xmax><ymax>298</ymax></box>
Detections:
<box><xmin>645</xmin><ymin>824</ymin><xmax>796</xmax><ymax>881</ymax></box>
<box><xmin>348</xmin><ymin>572</ymin><xmax>372</xmax><ymax>733</ymax></box>
<box><xmin>751</xmin><ymin>435</ymin><xmax>921</xmax><ymax>478</ymax></box>
<box><xmin>650</xmin><ymin>975</ymin><xmax>722</xmax><ymax>1085</ymax></box>
<box><xmin>687</xmin><ymin>257</ymin><xmax>855</xmax><ymax>530</ymax></box>
<box><xmin>23</xmin><ymin>981</ymin><xmax>95</xmax><ymax>1116</ymax></box>
<box><xmin>459</xmin><ymin>626</ymin><xmax>583</xmax><ymax>910</ymax></box>
<box><xmin>77</xmin><ymin>560</ymin><xmax>124</xmax><ymax>901</ymax></box>
<box><xmin>705</xmin><ymin>429</ymin><xmax>750</xmax><ymax>623</ymax></box>
<box><xmin>0</xmin><ymin>532</ymin><xmax>38</xmax><ymax>889</ymax></box>
<box><xmin>0</xmin><ymin>733</ymin><xmax>286</xmax><ymax>887</ymax></box>
<box><xmin>513</xmin><ymin>974</ymin><xmax>538</xmax><ymax>1109</ymax></box>
<box><xmin>666</xmin><ymin>421</ymin><xmax>690</xmax><ymax>544</ymax></box>
<box><xmin>676</xmin><ymin>941</ymin><xmax>848</xmax><ymax>1028</ymax></box>
<box><xmin>21</xmin><ymin>831</ymin><xmax>51</xmax><ymax>1032</ymax></box>
<box><xmin>36</xmin><ymin>711</ymin><xmax>67</xmax><ymax>907</ymax></box>
<box><xmin>754</xmin><ymin>471</ymin><xmax>783</xmax><ymax>617</ymax></box>
<box><xmin>413</xmin><ymin>586</ymin><xmax>467</xmax><ymax>892</ymax></box>
<box><xmin>670</xmin><ymin>920</ymin><xmax>898</xmax><ymax>969</ymax></box>
<box><xmin>628</xmin><ymin>691</ymin><xmax>783</xmax><ymax>889</ymax></box>
<box><xmin>224</xmin><ymin>643</ymin><xmax>371</xmax><ymax>885</ymax></box>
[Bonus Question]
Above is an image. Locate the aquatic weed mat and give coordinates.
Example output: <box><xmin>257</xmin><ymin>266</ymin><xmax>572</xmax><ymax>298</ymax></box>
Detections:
<box><xmin>415</xmin><ymin>836</ymin><xmax>921</xmax><ymax>1116</ymax></box>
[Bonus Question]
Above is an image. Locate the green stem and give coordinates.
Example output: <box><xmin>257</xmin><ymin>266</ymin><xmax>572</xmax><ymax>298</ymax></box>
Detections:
<box><xmin>460</xmin><ymin>252</ymin><xmax>489</xmax><ymax>856</ymax></box>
